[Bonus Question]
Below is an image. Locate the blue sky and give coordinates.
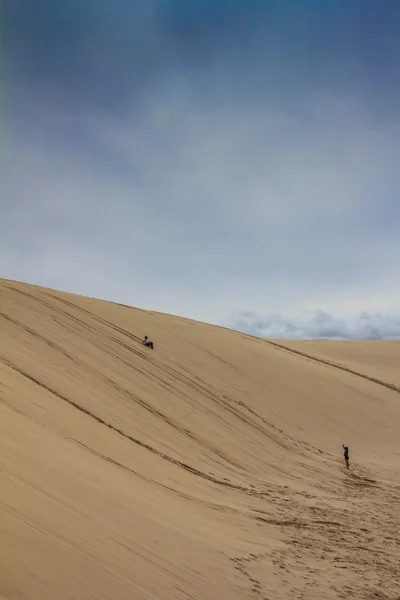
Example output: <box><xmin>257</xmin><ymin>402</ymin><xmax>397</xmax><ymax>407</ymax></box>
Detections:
<box><xmin>2</xmin><ymin>0</ymin><xmax>400</xmax><ymax>339</ymax></box>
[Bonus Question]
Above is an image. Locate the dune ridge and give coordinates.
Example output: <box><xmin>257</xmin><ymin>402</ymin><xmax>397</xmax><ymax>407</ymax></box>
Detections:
<box><xmin>1</xmin><ymin>279</ymin><xmax>400</xmax><ymax>600</ymax></box>
<box><xmin>265</xmin><ymin>339</ymin><xmax>400</xmax><ymax>393</ymax></box>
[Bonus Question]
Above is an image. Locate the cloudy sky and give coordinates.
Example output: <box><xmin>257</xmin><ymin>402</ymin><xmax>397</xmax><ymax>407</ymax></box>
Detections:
<box><xmin>2</xmin><ymin>0</ymin><xmax>400</xmax><ymax>339</ymax></box>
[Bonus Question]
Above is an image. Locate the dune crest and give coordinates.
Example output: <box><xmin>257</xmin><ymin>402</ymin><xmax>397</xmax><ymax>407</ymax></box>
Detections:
<box><xmin>1</xmin><ymin>279</ymin><xmax>399</xmax><ymax>599</ymax></box>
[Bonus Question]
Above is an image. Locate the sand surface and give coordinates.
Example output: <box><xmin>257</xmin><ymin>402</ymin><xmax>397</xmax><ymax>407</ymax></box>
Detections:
<box><xmin>1</xmin><ymin>279</ymin><xmax>399</xmax><ymax>600</ymax></box>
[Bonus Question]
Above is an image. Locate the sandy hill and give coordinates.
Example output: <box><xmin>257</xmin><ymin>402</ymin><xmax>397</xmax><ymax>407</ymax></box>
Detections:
<box><xmin>1</xmin><ymin>279</ymin><xmax>399</xmax><ymax>600</ymax></box>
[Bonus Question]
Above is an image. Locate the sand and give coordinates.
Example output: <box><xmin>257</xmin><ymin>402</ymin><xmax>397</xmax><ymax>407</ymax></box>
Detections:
<box><xmin>1</xmin><ymin>278</ymin><xmax>399</xmax><ymax>600</ymax></box>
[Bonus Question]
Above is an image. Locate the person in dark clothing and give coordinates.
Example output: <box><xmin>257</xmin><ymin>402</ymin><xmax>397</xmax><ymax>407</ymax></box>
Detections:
<box><xmin>343</xmin><ymin>444</ymin><xmax>350</xmax><ymax>469</ymax></box>
<box><xmin>143</xmin><ymin>336</ymin><xmax>154</xmax><ymax>349</ymax></box>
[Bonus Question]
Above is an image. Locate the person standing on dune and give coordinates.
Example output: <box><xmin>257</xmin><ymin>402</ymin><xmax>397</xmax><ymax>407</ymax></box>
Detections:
<box><xmin>343</xmin><ymin>444</ymin><xmax>350</xmax><ymax>469</ymax></box>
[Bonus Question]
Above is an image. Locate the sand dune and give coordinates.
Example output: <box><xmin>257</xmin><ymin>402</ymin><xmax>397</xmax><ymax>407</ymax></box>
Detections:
<box><xmin>275</xmin><ymin>339</ymin><xmax>400</xmax><ymax>389</ymax></box>
<box><xmin>1</xmin><ymin>279</ymin><xmax>399</xmax><ymax>600</ymax></box>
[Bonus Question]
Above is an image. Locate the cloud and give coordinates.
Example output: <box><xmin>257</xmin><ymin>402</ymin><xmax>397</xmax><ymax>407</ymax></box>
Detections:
<box><xmin>2</xmin><ymin>1</ymin><xmax>400</xmax><ymax>335</ymax></box>
<box><xmin>230</xmin><ymin>310</ymin><xmax>400</xmax><ymax>340</ymax></box>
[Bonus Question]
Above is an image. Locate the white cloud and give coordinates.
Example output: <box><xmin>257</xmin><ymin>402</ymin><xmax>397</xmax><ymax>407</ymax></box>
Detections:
<box><xmin>2</xmin><ymin>72</ymin><xmax>400</xmax><ymax>333</ymax></box>
<box><xmin>229</xmin><ymin>309</ymin><xmax>400</xmax><ymax>340</ymax></box>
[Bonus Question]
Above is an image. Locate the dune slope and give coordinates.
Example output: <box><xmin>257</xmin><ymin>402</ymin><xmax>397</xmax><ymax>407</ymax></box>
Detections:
<box><xmin>273</xmin><ymin>339</ymin><xmax>400</xmax><ymax>389</ymax></box>
<box><xmin>1</xmin><ymin>279</ymin><xmax>400</xmax><ymax>600</ymax></box>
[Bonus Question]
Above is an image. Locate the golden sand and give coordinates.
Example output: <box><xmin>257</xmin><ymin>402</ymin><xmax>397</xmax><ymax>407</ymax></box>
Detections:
<box><xmin>1</xmin><ymin>279</ymin><xmax>399</xmax><ymax>599</ymax></box>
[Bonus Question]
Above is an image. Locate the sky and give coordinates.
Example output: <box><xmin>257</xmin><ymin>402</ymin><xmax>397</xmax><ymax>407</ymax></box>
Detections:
<box><xmin>2</xmin><ymin>0</ymin><xmax>400</xmax><ymax>340</ymax></box>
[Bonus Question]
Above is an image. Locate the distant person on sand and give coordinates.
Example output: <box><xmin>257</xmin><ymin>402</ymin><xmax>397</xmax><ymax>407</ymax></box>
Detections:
<box><xmin>343</xmin><ymin>444</ymin><xmax>350</xmax><ymax>469</ymax></box>
<box><xmin>143</xmin><ymin>336</ymin><xmax>154</xmax><ymax>350</ymax></box>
